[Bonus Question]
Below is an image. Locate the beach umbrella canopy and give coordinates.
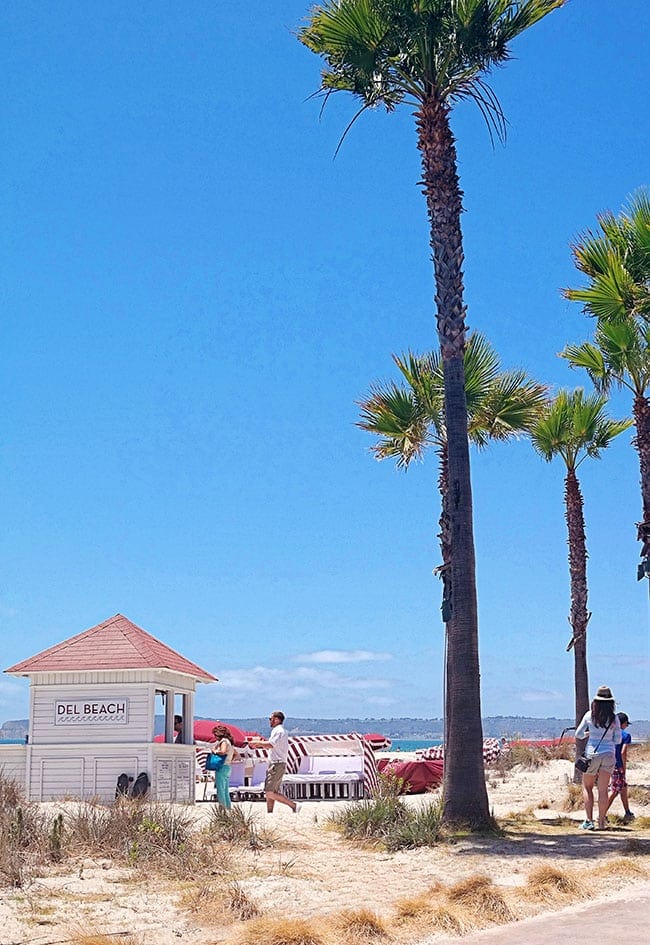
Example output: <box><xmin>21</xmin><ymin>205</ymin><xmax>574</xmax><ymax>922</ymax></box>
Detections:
<box><xmin>154</xmin><ymin>719</ymin><xmax>251</xmax><ymax>746</ymax></box>
<box><xmin>362</xmin><ymin>733</ymin><xmax>392</xmax><ymax>751</ymax></box>
<box><xmin>193</xmin><ymin>719</ymin><xmax>249</xmax><ymax>746</ymax></box>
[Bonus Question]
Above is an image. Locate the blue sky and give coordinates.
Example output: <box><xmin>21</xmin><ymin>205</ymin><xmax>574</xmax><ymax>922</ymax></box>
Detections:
<box><xmin>2</xmin><ymin>1</ymin><xmax>649</xmax><ymax>725</ymax></box>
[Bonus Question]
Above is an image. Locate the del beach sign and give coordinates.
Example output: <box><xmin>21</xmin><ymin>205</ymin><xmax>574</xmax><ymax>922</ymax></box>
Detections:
<box><xmin>55</xmin><ymin>698</ymin><xmax>129</xmax><ymax>725</ymax></box>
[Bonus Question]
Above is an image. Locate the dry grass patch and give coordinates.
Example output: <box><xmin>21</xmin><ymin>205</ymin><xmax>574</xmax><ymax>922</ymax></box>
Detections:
<box><xmin>628</xmin><ymin>785</ymin><xmax>650</xmax><ymax>806</ymax></box>
<box><xmin>236</xmin><ymin>916</ymin><xmax>325</xmax><ymax>945</ymax></box>
<box><xmin>68</xmin><ymin>932</ymin><xmax>142</xmax><ymax>945</ymax></box>
<box><xmin>497</xmin><ymin>741</ymin><xmax>572</xmax><ymax>774</ymax></box>
<box><xmin>595</xmin><ymin>857</ymin><xmax>648</xmax><ymax>879</ymax></box>
<box><xmin>336</xmin><ymin>908</ymin><xmax>388</xmax><ymax>938</ymax></box>
<box><xmin>524</xmin><ymin>865</ymin><xmax>584</xmax><ymax>903</ymax></box>
<box><xmin>227</xmin><ymin>882</ymin><xmax>262</xmax><ymax>921</ymax></box>
<box><xmin>424</xmin><ymin>904</ymin><xmax>475</xmax><ymax>936</ymax></box>
<box><xmin>563</xmin><ymin>782</ymin><xmax>584</xmax><ymax>811</ymax></box>
<box><xmin>394</xmin><ymin>882</ymin><xmax>445</xmax><ymax>920</ymax></box>
<box><xmin>180</xmin><ymin>879</ymin><xmax>260</xmax><ymax>923</ymax></box>
<box><xmin>446</xmin><ymin>874</ymin><xmax>514</xmax><ymax>926</ymax></box>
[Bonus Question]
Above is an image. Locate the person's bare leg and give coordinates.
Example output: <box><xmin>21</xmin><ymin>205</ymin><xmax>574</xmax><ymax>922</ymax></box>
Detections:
<box><xmin>266</xmin><ymin>790</ymin><xmax>296</xmax><ymax>813</ymax></box>
<box><xmin>606</xmin><ymin>785</ymin><xmax>619</xmax><ymax>812</ymax></box>
<box><xmin>597</xmin><ymin>768</ymin><xmax>610</xmax><ymax>828</ymax></box>
<box><xmin>582</xmin><ymin>773</ymin><xmax>595</xmax><ymax>822</ymax></box>
<box><xmin>620</xmin><ymin>782</ymin><xmax>634</xmax><ymax>818</ymax></box>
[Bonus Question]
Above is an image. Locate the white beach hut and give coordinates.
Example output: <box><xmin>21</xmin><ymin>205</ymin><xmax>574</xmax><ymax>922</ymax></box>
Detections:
<box><xmin>2</xmin><ymin>614</ymin><xmax>216</xmax><ymax>803</ymax></box>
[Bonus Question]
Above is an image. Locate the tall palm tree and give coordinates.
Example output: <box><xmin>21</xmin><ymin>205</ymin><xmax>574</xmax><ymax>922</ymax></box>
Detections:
<box><xmin>530</xmin><ymin>390</ymin><xmax>631</xmax><ymax>763</ymax></box>
<box><xmin>299</xmin><ymin>0</ymin><xmax>565</xmax><ymax>825</ymax></box>
<box><xmin>562</xmin><ymin>191</ymin><xmax>650</xmax><ymax>576</ymax></box>
<box><xmin>358</xmin><ymin>333</ymin><xmax>546</xmax><ymax>747</ymax></box>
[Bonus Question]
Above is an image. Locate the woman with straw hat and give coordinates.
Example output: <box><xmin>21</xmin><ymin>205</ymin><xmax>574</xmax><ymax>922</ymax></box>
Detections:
<box><xmin>575</xmin><ymin>686</ymin><xmax>622</xmax><ymax>830</ymax></box>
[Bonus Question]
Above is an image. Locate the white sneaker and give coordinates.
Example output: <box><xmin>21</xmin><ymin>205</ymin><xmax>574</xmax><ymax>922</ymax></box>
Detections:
<box><xmin>294</xmin><ymin>802</ymin><xmax>303</xmax><ymax>814</ymax></box>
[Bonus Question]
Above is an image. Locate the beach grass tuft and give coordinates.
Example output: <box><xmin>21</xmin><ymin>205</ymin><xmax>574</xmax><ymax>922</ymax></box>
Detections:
<box><xmin>336</xmin><ymin>907</ymin><xmax>388</xmax><ymax>938</ymax></box>
<box><xmin>446</xmin><ymin>874</ymin><xmax>513</xmax><ymax>924</ymax></box>
<box><xmin>226</xmin><ymin>881</ymin><xmax>261</xmax><ymax>920</ymax></box>
<box><xmin>524</xmin><ymin>865</ymin><xmax>584</xmax><ymax>901</ymax></box>
<box><xmin>68</xmin><ymin>931</ymin><xmax>142</xmax><ymax>945</ymax></box>
<box><xmin>328</xmin><ymin>795</ymin><xmax>442</xmax><ymax>851</ymax></box>
<box><xmin>424</xmin><ymin>904</ymin><xmax>475</xmax><ymax>935</ymax></box>
<box><xmin>563</xmin><ymin>782</ymin><xmax>583</xmax><ymax>811</ymax></box>
<box><xmin>207</xmin><ymin>804</ymin><xmax>275</xmax><ymax>849</ymax></box>
<box><xmin>65</xmin><ymin>799</ymin><xmax>196</xmax><ymax>870</ymax></box>
<box><xmin>236</xmin><ymin>916</ymin><xmax>324</xmax><ymax>945</ymax></box>
<box><xmin>0</xmin><ymin>774</ymin><xmax>49</xmax><ymax>887</ymax></box>
<box><xmin>496</xmin><ymin>740</ymin><xmax>574</xmax><ymax>777</ymax></box>
<box><xmin>179</xmin><ymin>878</ymin><xmax>260</xmax><ymax>923</ymax></box>
<box><xmin>394</xmin><ymin>881</ymin><xmax>445</xmax><ymax>920</ymax></box>
<box><xmin>595</xmin><ymin>857</ymin><xmax>648</xmax><ymax>879</ymax></box>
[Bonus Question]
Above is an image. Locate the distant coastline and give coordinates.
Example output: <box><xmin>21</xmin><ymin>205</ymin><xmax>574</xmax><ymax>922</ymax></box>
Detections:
<box><xmin>3</xmin><ymin>714</ymin><xmax>649</xmax><ymax>742</ymax></box>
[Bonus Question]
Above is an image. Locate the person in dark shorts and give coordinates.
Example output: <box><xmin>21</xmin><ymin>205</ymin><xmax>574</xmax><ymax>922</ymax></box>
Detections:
<box><xmin>607</xmin><ymin>712</ymin><xmax>634</xmax><ymax>822</ymax></box>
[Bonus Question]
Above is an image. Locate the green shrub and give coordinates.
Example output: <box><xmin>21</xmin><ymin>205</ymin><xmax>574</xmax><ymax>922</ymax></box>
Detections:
<box><xmin>329</xmin><ymin>795</ymin><xmax>442</xmax><ymax>851</ymax></box>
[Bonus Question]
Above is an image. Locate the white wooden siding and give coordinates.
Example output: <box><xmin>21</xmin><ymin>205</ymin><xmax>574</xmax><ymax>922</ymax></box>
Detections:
<box><xmin>31</xmin><ymin>685</ymin><xmax>155</xmax><ymax>744</ymax></box>
<box><xmin>24</xmin><ymin>744</ymin><xmax>196</xmax><ymax>803</ymax></box>
<box><xmin>37</xmin><ymin>756</ymin><xmax>84</xmax><ymax>801</ymax></box>
<box><xmin>27</xmin><ymin>670</ymin><xmax>199</xmax><ymax>690</ymax></box>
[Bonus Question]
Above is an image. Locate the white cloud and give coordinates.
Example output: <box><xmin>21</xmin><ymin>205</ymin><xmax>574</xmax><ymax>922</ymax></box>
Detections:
<box><xmin>293</xmin><ymin>650</ymin><xmax>392</xmax><ymax>664</ymax></box>
<box><xmin>216</xmin><ymin>664</ymin><xmax>391</xmax><ymax>695</ymax></box>
<box><xmin>519</xmin><ymin>688</ymin><xmax>566</xmax><ymax>704</ymax></box>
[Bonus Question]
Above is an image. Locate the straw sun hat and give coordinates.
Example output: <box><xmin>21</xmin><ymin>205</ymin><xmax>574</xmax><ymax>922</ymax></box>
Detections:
<box><xmin>594</xmin><ymin>685</ymin><xmax>615</xmax><ymax>701</ymax></box>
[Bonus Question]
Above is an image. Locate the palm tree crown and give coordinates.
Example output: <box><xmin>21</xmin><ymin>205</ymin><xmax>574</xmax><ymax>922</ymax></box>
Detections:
<box><xmin>358</xmin><ymin>332</ymin><xmax>547</xmax><ymax>465</ymax></box>
<box><xmin>563</xmin><ymin>189</ymin><xmax>650</xmax><ymax>323</ymax></box>
<box><xmin>300</xmin><ymin>0</ymin><xmax>565</xmax><ymax>140</ymax></box>
<box><xmin>530</xmin><ymin>389</ymin><xmax>632</xmax><ymax>472</ymax></box>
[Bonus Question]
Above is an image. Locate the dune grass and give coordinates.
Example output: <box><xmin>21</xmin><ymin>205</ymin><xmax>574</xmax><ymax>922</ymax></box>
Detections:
<box><xmin>446</xmin><ymin>874</ymin><xmax>514</xmax><ymax>925</ymax></box>
<box><xmin>328</xmin><ymin>794</ymin><xmax>443</xmax><ymax>851</ymax></box>
<box><xmin>524</xmin><ymin>865</ymin><xmax>584</xmax><ymax>902</ymax></box>
<box><xmin>68</xmin><ymin>932</ymin><xmax>142</xmax><ymax>945</ymax></box>
<box><xmin>236</xmin><ymin>916</ymin><xmax>325</xmax><ymax>945</ymax></box>
<box><xmin>594</xmin><ymin>857</ymin><xmax>648</xmax><ymax>879</ymax></box>
<box><xmin>335</xmin><ymin>908</ymin><xmax>388</xmax><ymax>938</ymax></box>
<box><xmin>207</xmin><ymin>804</ymin><xmax>276</xmax><ymax>849</ymax></box>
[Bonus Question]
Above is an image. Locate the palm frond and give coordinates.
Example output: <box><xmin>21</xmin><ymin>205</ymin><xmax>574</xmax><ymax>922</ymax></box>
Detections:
<box><xmin>530</xmin><ymin>388</ymin><xmax>630</xmax><ymax>470</ymax></box>
<box><xmin>299</xmin><ymin>0</ymin><xmax>565</xmax><ymax>139</ymax></box>
<box><xmin>359</xmin><ymin>331</ymin><xmax>546</xmax><ymax>462</ymax></box>
<box><xmin>357</xmin><ymin>381</ymin><xmax>439</xmax><ymax>467</ymax></box>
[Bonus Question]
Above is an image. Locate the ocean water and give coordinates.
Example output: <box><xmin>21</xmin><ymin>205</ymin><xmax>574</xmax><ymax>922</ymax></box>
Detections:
<box><xmin>389</xmin><ymin>738</ymin><xmax>442</xmax><ymax>753</ymax></box>
<box><xmin>0</xmin><ymin>739</ymin><xmax>25</xmax><ymax>745</ymax></box>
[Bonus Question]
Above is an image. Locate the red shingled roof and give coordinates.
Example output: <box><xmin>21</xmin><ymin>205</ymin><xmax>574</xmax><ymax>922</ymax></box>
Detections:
<box><xmin>4</xmin><ymin>614</ymin><xmax>217</xmax><ymax>682</ymax></box>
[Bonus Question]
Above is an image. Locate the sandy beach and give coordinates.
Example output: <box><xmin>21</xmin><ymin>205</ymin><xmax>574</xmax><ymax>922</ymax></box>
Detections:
<box><xmin>1</xmin><ymin>751</ymin><xmax>649</xmax><ymax>945</ymax></box>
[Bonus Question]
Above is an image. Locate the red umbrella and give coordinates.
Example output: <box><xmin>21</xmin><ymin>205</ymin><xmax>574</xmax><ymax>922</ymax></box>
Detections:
<box><xmin>363</xmin><ymin>732</ymin><xmax>392</xmax><ymax>751</ymax></box>
<box><xmin>154</xmin><ymin>719</ymin><xmax>250</xmax><ymax>746</ymax></box>
<box><xmin>192</xmin><ymin>719</ymin><xmax>248</xmax><ymax>746</ymax></box>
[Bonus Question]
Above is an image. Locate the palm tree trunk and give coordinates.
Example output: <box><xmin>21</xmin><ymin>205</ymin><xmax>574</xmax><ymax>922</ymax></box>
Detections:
<box><xmin>416</xmin><ymin>91</ymin><xmax>490</xmax><ymax>827</ymax></box>
<box><xmin>632</xmin><ymin>393</ymin><xmax>650</xmax><ymax>567</ymax></box>
<box><xmin>437</xmin><ymin>443</ymin><xmax>451</xmax><ymax>751</ymax></box>
<box><xmin>565</xmin><ymin>468</ymin><xmax>590</xmax><ymax>776</ymax></box>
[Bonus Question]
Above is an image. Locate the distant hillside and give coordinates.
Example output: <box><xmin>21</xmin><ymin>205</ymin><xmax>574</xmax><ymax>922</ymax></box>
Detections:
<box><xmin>5</xmin><ymin>715</ymin><xmax>648</xmax><ymax>741</ymax></box>
<box><xmin>0</xmin><ymin>719</ymin><xmax>29</xmax><ymax>740</ymax></box>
